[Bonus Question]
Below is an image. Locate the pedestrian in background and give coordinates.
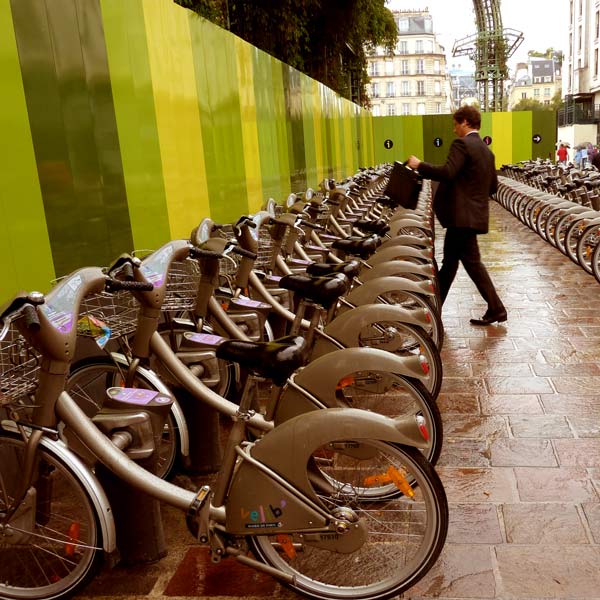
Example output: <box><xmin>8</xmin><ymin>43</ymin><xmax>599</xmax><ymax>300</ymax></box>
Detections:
<box><xmin>407</xmin><ymin>105</ymin><xmax>507</xmax><ymax>326</ymax></box>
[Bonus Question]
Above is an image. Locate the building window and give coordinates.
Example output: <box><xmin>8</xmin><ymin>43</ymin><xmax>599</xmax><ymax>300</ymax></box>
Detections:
<box><xmin>401</xmin><ymin>60</ymin><xmax>409</xmax><ymax>75</ymax></box>
<box><xmin>417</xmin><ymin>80</ymin><xmax>425</xmax><ymax>95</ymax></box>
<box><xmin>399</xmin><ymin>41</ymin><xmax>408</xmax><ymax>55</ymax></box>
<box><xmin>398</xmin><ymin>18</ymin><xmax>409</xmax><ymax>32</ymax></box>
<box><xmin>387</xmin><ymin>81</ymin><xmax>395</xmax><ymax>97</ymax></box>
<box><xmin>387</xmin><ymin>104</ymin><xmax>396</xmax><ymax>116</ymax></box>
<box><xmin>436</xmin><ymin>102</ymin><xmax>442</xmax><ymax>114</ymax></box>
<box><xmin>401</xmin><ymin>80</ymin><xmax>410</xmax><ymax>96</ymax></box>
<box><xmin>416</xmin><ymin>40</ymin><xmax>423</xmax><ymax>53</ymax></box>
<box><xmin>372</xmin><ymin>82</ymin><xmax>379</xmax><ymax>98</ymax></box>
<box><xmin>544</xmin><ymin>87</ymin><xmax>551</xmax><ymax>96</ymax></box>
<box><xmin>417</xmin><ymin>102</ymin><xmax>426</xmax><ymax>115</ymax></box>
<box><xmin>416</xmin><ymin>59</ymin><xmax>425</xmax><ymax>74</ymax></box>
<box><xmin>596</xmin><ymin>11</ymin><xmax>599</xmax><ymax>38</ymax></box>
<box><xmin>534</xmin><ymin>88</ymin><xmax>540</xmax><ymax>97</ymax></box>
<box><xmin>434</xmin><ymin>60</ymin><xmax>440</xmax><ymax>74</ymax></box>
<box><xmin>521</xmin><ymin>92</ymin><xmax>527</xmax><ymax>99</ymax></box>
<box><xmin>372</xmin><ymin>105</ymin><xmax>380</xmax><ymax>116</ymax></box>
<box><xmin>402</xmin><ymin>103</ymin><xmax>410</xmax><ymax>115</ymax></box>
<box><xmin>596</xmin><ymin>48</ymin><xmax>599</xmax><ymax>75</ymax></box>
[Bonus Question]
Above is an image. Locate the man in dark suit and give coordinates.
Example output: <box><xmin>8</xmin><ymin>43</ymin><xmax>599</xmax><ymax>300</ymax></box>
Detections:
<box><xmin>407</xmin><ymin>105</ymin><xmax>506</xmax><ymax>325</ymax></box>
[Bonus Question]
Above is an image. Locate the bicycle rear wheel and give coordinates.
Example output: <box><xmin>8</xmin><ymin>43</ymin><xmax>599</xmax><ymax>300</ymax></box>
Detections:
<box><xmin>335</xmin><ymin>372</ymin><xmax>442</xmax><ymax>465</ymax></box>
<box><xmin>356</xmin><ymin>320</ymin><xmax>443</xmax><ymax>400</ymax></box>
<box><xmin>0</xmin><ymin>431</ymin><xmax>103</xmax><ymax>600</ymax></box>
<box><xmin>249</xmin><ymin>440</ymin><xmax>448</xmax><ymax>600</ymax></box>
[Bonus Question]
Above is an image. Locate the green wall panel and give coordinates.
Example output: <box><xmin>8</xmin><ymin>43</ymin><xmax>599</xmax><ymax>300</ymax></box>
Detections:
<box><xmin>511</xmin><ymin>111</ymin><xmax>532</xmax><ymax>164</ymax></box>
<box><xmin>0</xmin><ymin>1</ymin><xmax>55</xmax><ymax>298</ymax></box>
<box><xmin>11</xmin><ymin>0</ymin><xmax>133</xmax><ymax>279</ymax></box>
<box><xmin>100</xmin><ymin>0</ymin><xmax>170</xmax><ymax>251</ymax></box>
<box><xmin>422</xmin><ymin>115</ymin><xmax>454</xmax><ymax>164</ymax></box>
<box><xmin>532</xmin><ymin>111</ymin><xmax>558</xmax><ymax>162</ymax></box>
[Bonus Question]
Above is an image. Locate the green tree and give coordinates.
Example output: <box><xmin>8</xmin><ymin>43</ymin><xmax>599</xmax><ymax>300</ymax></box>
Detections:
<box><xmin>174</xmin><ymin>0</ymin><xmax>397</xmax><ymax>107</ymax></box>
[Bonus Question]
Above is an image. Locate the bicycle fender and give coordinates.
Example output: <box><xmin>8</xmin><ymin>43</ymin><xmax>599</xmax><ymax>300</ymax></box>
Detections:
<box><xmin>323</xmin><ymin>303</ymin><xmax>430</xmax><ymax>345</ymax></box>
<box><xmin>378</xmin><ymin>235</ymin><xmax>433</xmax><ymax>250</ymax></box>
<box><xmin>366</xmin><ymin>245</ymin><xmax>433</xmax><ymax>266</ymax></box>
<box><xmin>360</xmin><ymin>260</ymin><xmax>435</xmax><ymax>282</ymax></box>
<box><xmin>110</xmin><ymin>353</ymin><xmax>190</xmax><ymax>459</ymax></box>
<box><xmin>345</xmin><ymin>276</ymin><xmax>436</xmax><ymax>307</ymax></box>
<box><xmin>283</xmin><ymin>347</ymin><xmax>426</xmax><ymax>415</ymax></box>
<box><xmin>247</xmin><ymin>408</ymin><xmax>427</xmax><ymax>503</ymax></box>
<box><xmin>387</xmin><ymin>220</ymin><xmax>432</xmax><ymax>237</ymax></box>
<box><xmin>0</xmin><ymin>422</ymin><xmax>117</xmax><ymax>555</ymax></box>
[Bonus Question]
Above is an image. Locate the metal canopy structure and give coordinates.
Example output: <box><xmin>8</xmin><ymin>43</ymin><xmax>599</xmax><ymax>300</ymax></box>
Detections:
<box><xmin>452</xmin><ymin>0</ymin><xmax>523</xmax><ymax>111</ymax></box>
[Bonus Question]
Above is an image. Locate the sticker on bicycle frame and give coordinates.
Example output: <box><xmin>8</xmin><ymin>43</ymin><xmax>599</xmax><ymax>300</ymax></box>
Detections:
<box><xmin>77</xmin><ymin>315</ymin><xmax>111</xmax><ymax>348</ymax></box>
<box><xmin>107</xmin><ymin>387</ymin><xmax>166</xmax><ymax>405</ymax></box>
<box><xmin>141</xmin><ymin>245</ymin><xmax>174</xmax><ymax>288</ymax></box>
<box><xmin>241</xmin><ymin>500</ymin><xmax>286</xmax><ymax>528</ymax></box>
<box><xmin>184</xmin><ymin>332</ymin><xmax>224</xmax><ymax>346</ymax></box>
<box><xmin>233</xmin><ymin>296</ymin><xmax>265</xmax><ymax>308</ymax></box>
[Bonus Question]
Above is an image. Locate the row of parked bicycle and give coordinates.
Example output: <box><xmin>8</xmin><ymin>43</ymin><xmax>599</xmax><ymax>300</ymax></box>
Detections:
<box><xmin>0</xmin><ymin>166</ymin><xmax>448</xmax><ymax>600</ymax></box>
<box><xmin>499</xmin><ymin>160</ymin><xmax>600</xmax><ymax>283</ymax></box>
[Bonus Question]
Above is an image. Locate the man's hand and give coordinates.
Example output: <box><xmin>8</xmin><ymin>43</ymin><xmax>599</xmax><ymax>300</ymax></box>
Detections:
<box><xmin>407</xmin><ymin>155</ymin><xmax>421</xmax><ymax>170</ymax></box>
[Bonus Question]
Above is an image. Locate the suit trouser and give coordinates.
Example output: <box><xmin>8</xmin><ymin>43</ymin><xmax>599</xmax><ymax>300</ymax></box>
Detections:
<box><xmin>438</xmin><ymin>227</ymin><xmax>504</xmax><ymax>310</ymax></box>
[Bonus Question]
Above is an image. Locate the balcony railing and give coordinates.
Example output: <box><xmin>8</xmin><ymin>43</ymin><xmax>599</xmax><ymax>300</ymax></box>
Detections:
<box><xmin>558</xmin><ymin>103</ymin><xmax>600</xmax><ymax>125</ymax></box>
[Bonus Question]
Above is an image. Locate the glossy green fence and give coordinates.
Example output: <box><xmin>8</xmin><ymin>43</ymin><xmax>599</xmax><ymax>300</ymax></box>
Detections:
<box><xmin>1</xmin><ymin>0</ymin><xmax>556</xmax><ymax>297</ymax></box>
<box><xmin>372</xmin><ymin>111</ymin><xmax>556</xmax><ymax>168</ymax></box>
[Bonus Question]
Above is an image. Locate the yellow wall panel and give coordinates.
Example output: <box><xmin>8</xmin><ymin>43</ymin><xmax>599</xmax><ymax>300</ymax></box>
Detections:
<box><xmin>235</xmin><ymin>40</ymin><xmax>263</xmax><ymax>212</ymax></box>
<box><xmin>143</xmin><ymin>1</ymin><xmax>209</xmax><ymax>238</ymax></box>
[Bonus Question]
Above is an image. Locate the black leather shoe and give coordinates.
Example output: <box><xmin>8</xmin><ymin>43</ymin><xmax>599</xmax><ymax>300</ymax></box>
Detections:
<box><xmin>469</xmin><ymin>308</ymin><xmax>507</xmax><ymax>326</ymax></box>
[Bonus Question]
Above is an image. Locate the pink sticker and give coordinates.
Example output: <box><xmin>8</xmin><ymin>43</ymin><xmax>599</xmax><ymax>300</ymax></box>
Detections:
<box><xmin>186</xmin><ymin>332</ymin><xmax>224</xmax><ymax>345</ymax></box>
<box><xmin>234</xmin><ymin>297</ymin><xmax>264</xmax><ymax>308</ymax></box>
<box><xmin>109</xmin><ymin>388</ymin><xmax>160</xmax><ymax>405</ymax></box>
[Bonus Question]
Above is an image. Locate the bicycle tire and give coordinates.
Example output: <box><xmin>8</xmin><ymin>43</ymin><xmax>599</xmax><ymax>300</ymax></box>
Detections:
<box><xmin>591</xmin><ymin>237</ymin><xmax>600</xmax><ymax>283</ymax></box>
<box><xmin>249</xmin><ymin>440</ymin><xmax>448</xmax><ymax>600</ymax></box>
<box><xmin>0</xmin><ymin>431</ymin><xmax>103</xmax><ymax>600</ymax></box>
<box><xmin>66</xmin><ymin>356</ymin><xmax>181</xmax><ymax>480</ymax></box>
<box><xmin>576</xmin><ymin>223</ymin><xmax>600</xmax><ymax>273</ymax></box>
<box><xmin>355</xmin><ymin>319</ymin><xmax>443</xmax><ymax>400</ymax></box>
<box><xmin>334</xmin><ymin>371</ymin><xmax>443</xmax><ymax>465</ymax></box>
<box><xmin>563</xmin><ymin>218</ymin><xmax>590</xmax><ymax>264</ymax></box>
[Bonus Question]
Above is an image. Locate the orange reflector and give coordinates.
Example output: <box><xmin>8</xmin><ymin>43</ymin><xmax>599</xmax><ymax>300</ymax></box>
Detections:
<box><xmin>276</xmin><ymin>534</ymin><xmax>296</xmax><ymax>559</ymax></box>
<box><xmin>221</xmin><ymin>302</ymin><xmax>229</xmax><ymax>310</ymax></box>
<box><xmin>419</xmin><ymin>355</ymin><xmax>430</xmax><ymax>375</ymax></box>
<box><xmin>65</xmin><ymin>522</ymin><xmax>80</xmax><ymax>556</ymax></box>
<box><xmin>386</xmin><ymin>466</ymin><xmax>415</xmax><ymax>498</ymax></box>
<box><xmin>336</xmin><ymin>375</ymin><xmax>356</xmax><ymax>390</ymax></box>
<box><xmin>363</xmin><ymin>473</ymin><xmax>392</xmax><ymax>486</ymax></box>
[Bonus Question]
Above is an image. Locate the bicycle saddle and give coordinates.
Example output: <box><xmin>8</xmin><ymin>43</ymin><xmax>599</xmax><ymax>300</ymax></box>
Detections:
<box><xmin>332</xmin><ymin>235</ymin><xmax>379</xmax><ymax>258</ymax></box>
<box><xmin>354</xmin><ymin>218</ymin><xmax>390</xmax><ymax>235</ymax></box>
<box><xmin>216</xmin><ymin>334</ymin><xmax>308</xmax><ymax>386</ymax></box>
<box><xmin>278</xmin><ymin>272</ymin><xmax>349</xmax><ymax>308</ymax></box>
<box><xmin>306</xmin><ymin>259</ymin><xmax>361</xmax><ymax>280</ymax></box>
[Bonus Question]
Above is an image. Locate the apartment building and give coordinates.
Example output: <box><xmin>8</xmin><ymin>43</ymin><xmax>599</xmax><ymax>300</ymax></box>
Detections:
<box><xmin>366</xmin><ymin>9</ymin><xmax>452</xmax><ymax>116</ymax></box>
<box><xmin>507</xmin><ymin>58</ymin><xmax>562</xmax><ymax>110</ymax></box>
<box><xmin>559</xmin><ymin>0</ymin><xmax>600</xmax><ymax>143</ymax></box>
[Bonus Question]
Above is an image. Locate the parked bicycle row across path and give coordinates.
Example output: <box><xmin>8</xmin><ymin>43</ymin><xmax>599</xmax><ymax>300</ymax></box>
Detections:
<box><xmin>72</xmin><ymin>196</ymin><xmax>600</xmax><ymax>600</ymax></box>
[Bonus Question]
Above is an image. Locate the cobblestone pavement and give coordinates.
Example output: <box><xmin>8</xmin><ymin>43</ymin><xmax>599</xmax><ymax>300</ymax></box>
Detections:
<box><xmin>74</xmin><ymin>200</ymin><xmax>600</xmax><ymax>600</ymax></box>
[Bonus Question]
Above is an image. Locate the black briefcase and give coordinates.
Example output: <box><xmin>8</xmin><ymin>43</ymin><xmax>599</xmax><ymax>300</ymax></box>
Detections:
<box><xmin>384</xmin><ymin>161</ymin><xmax>422</xmax><ymax>209</ymax></box>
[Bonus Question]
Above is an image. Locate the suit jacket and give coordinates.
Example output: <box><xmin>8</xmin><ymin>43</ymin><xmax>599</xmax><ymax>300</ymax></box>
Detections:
<box><xmin>417</xmin><ymin>132</ymin><xmax>497</xmax><ymax>234</ymax></box>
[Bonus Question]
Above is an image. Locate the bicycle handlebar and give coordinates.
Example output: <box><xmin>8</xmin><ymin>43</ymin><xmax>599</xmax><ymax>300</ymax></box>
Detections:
<box><xmin>189</xmin><ymin>246</ymin><xmax>224</xmax><ymax>260</ymax></box>
<box><xmin>229</xmin><ymin>245</ymin><xmax>257</xmax><ymax>260</ymax></box>
<box><xmin>105</xmin><ymin>278</ymin><xmax>154</xmax><ymax>293</ymax></box>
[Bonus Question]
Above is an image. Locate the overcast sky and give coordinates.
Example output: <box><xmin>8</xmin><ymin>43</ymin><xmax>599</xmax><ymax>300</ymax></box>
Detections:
<box><xmin>385</xmin><ymin>0</ymin><xmax>569</xmax><ymax>73</ymax></box>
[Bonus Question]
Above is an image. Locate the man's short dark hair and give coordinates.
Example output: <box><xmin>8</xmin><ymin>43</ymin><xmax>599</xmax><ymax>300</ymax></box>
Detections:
<box><xmin>453</xmin><ymin>105</ymin><xmax>481</xmax><ymax>130</ymax></box>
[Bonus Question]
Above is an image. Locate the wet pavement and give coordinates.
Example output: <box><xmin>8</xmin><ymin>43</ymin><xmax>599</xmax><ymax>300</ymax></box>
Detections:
<box><xmin>74</xmin><ymin>200</ymin><xmax>600</xmax><ymax>600</ymax></box>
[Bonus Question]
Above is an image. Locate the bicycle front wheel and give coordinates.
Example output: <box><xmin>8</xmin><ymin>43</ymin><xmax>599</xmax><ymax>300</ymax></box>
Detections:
<box><xmin>249</xmin><ymin>440</ymin><xmax>448</xmax><ymax>600</ymax></box>
<box><xmin>0</xmin><ymin>431</ymin><xmax>103</xmax><ymax>600</ymax></box>
<box><xmin>67</xmin><ymin>356</ymin><xmax>181</xmax><ymax>480</ymax></box>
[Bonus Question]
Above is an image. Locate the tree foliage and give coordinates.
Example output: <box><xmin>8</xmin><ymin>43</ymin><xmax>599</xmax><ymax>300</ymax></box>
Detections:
<box><xmin>527</xmin><ymin>47</ymin><xmax>564</xmax><ymax>68</ymax></box>
<box><xmin>174</xmin><ymin>0</ymin><xmax>397</xmax><ymax>107</ymax></box>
